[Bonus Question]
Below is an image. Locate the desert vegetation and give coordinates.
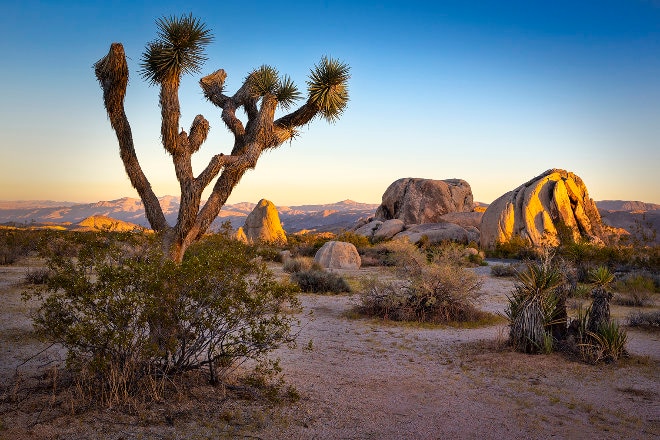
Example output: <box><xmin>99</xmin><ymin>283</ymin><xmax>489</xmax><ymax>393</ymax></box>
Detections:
<box><xmin>1</xmin><ymin>225</ymin><xmax>658</xmax><ymax>438</ymax></box>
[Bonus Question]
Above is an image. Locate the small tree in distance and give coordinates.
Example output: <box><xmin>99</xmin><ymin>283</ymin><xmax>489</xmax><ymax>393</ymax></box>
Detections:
<box><xmin>95</xmin><ymin>14</ymin><xmax>350</xmax><ymax>262</ymax></box>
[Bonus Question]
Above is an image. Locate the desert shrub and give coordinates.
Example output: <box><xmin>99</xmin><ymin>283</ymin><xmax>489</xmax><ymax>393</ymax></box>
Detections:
<box><xmin>25</xmin><ymin>233</ymin><xmax>300</xmax><ymax>404</ymax></box>
<box><xmin>24</xmin><ymin>268</ymin><xmax>50</xmax><ymax>284</ymax></box>
<box><xmin>359</xmin><ymin>245</ymin><xmax>397</xmax><ymax>267</ymax></box>
<box><xmin>490</xmin><ymin>263</ymin><xmax>518</xmax><ymax>277</ymax></box>
<box><xmin>357</xmin><ymin>239</ymin><xmax>485</xmax><ymax>323</ymax></box>
<box><xmin>282</xmin><ymin>257</ymin><xmax>319</xmax><ymax>273</ymax></box>
<box><xmin>290</xmin><ymin>269</ymin><xmax>351</xmax><ymax>294</ymax></box>
<box><xmin>287</xmin><ymin>232</ymin><xmax>335</xmax><ymax>257</ymax></box>
<box><xmin>255</xmin><ymin>244</ymin><xmax>284</xmax><ymax>262</ymax></box>
<box><xmin>0</xmin><ymin>229</ymin><xmax>39</xmax><ymax>264</ymax></box>
<box><xmin>613</xmin><ymin>291</ymin><xmax>653</xmax><ymax>307</ymax></box>
<box><xmin>614</xmin><ymin>272</ymin><xmax>658</xmax><ymax>294</ymax></box>
<box><xmin>505</xmin><ymin>260</ymin><xmax>564</xmax><ymax>353</ymax></box>
<box><xmin>489</xmin><ymin>235</ymin><xmax>537</xmax><ymax>260</ymax></box>
<box><xmin>336</xmin><ymin>231</ymin><xmax>371</xmax><ymax>250</ymax></box>
<box><xmin>627</xmin><ymin>310</ymin><xmax>660</xmax><ymax>328</ymax></box>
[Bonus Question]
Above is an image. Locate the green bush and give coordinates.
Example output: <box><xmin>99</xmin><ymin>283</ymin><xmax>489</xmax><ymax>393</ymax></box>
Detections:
<box><xmin>287</xmin><ymin>232</ymin><xmax>335</xmax><ymax>257</ymax></box>
<box><xmin>336</xmin><ymin>231</ymin><xmax>371</xmax><ymax>250</ymax></box>
<box><xmin>357</xmin><ymin>239</ymin><xmax>485</xmax><ymax>323</ymax></box>
<box><xmin>290</xmin><ymin>269</ymin><xmax>351</xmax><ymax>294</ymax></box>
<box><xmin>25</xmin><ymin>233</ymin><xmax>300</xmax><ymax>404</ymax></box>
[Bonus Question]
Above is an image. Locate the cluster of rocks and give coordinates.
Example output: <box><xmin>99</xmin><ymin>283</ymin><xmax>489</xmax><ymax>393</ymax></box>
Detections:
<box><xmin>234</xmin><ymin>169</ymin><xmax>617</xmax><ymax>269</ymax></box>
<box><xmin>353</xmin><ymin>169</ymin><xmax>616</xmax><ymax>250</ymax></box>
<box><xmin>353</xmin><ymin>178</ymin><xmax>482</xmax><ymax>245</ymax></box>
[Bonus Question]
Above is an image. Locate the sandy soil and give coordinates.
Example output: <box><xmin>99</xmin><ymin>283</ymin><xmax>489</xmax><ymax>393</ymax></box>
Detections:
<box><xmin>1</xmin><ymin>259</ymin><xmax>658</xmax><ymax>439</ymax></box>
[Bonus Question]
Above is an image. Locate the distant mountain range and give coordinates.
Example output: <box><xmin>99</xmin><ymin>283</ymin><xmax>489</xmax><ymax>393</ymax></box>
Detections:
<box><xmin>0</xmin><ymin>197</ymin><xmax>380</xmax><ymax>233</ymax></box>
<box><xmin>1</xmin><ymin>197</ymin><xmax>658</xmax><ymax>240</ymax></box>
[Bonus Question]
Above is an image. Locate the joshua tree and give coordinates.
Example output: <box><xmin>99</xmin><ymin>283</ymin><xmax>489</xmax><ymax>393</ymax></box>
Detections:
<box><xmin>94</xmin><ymin>14</ymin><xmax>349</xmax><ymax>262</ymax></box>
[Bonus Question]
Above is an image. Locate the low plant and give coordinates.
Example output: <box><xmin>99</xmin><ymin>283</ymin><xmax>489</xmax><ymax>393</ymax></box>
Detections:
<box><xmin>586</xmin><ymin>266</ymin><xmax>614</xmax><ymax>334</ymax></box>
<box><xmin>586</xmin><ymin>321</ymin><xmax>628</xmax><ymax>363</ymax></box>
<box><xmin>357</xmin><ymin>239</ymin><xmax>486</xmax><ymax>324</ymax></box>
<box><xmin>282</xmin><ymin>257</ymin><xmax>319</xmax><ymax>273</ymax></box>
<box><xmin>24</xmin><ymin>268</ymin><xmax>50</xmax><ymax>285</ymax></box>
<box><xmin>490</xmin><ymin>263</ymin><xmax>518</xmax><ymax>277</ymax></box>
<box><xmin>290</xmin><ymin>269</ymin><xmax>351</xmax><ymax>294</ymax></box>
<box><xmin>613</xmin><ymin>291</ymin><xmax>652</xmax><ymax>307</ymax></box>
<box><xmin>627</xmin><ymin>310</ymin><xmax>660</xmax><ymax>328</ymax></box>
<box><xmin>336</xmin><ymin>231</ymin><xmax>371</xmax><ymax>250</ymax></box>
<box><xmin>489</xmin><ymin>235</ymin><xmax>537</xmax><ymax>260</ymax></box>
<box><xmin>24</xmin><ymin>233</ymin><xmax>300</xmax><ymax>404</ymax></box>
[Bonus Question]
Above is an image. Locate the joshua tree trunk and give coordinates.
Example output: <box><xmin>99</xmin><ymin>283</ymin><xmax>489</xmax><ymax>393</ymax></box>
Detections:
<box><xmin>587</xmin><ymin>286</ymin><xmax>612</xmax><ymax>333</ymax></box>
<box><xmin>94</xmin><ymin>16</ymin><xmax>349</xmax><ymax>263</ymax></box>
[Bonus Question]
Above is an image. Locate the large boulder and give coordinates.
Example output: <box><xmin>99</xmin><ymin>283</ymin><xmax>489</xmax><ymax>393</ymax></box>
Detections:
<box><xmin>394</xmin><ymin>222</ymin><xmax>475</xmax><ymax>244</ymax></box>
<box><xmin>374</xmin><ymin>178</ymin><xmax>474</xmax><ymax>224</ymax></box>
<box><xmin>439</xmin><ymin>211</ymin><xmax>483</xmax><ymax>229</ymax></box>
<box><xmin>314</xmin><ymin>241</ymin><xmax>361</xmax><ymax>269</ymax></box>
<box><xmin>242</xmin><ymin>199</ymin><xmax>287</xmax><ymax>244</ymax></box>
<box><xmin>480</xmin><ymin>169</ymin><xmax>610</xmax><ymax>249</ymax></box>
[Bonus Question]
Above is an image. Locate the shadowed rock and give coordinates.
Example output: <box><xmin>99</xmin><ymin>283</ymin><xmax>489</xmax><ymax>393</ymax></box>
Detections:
<box><xmin>374</xmin><ymin>178</ymin><xmax>474</xmax><ymax>224</ymax></box>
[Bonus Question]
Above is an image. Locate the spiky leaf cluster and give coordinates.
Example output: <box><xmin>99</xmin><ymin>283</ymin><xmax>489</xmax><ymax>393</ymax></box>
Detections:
<box><xmin>140</xmin><ymin>14</ymin><xmax>213</xmax><ymax>85</ymax></box>
<box><xmin>247</xmin><ymin>66</ymin><xmax>302</xmax><ymax>110</ymax></box>
<box><xmin>307</xmin><ymin>56</ymin><xmax>350</xmax><ymax>122</ymax></box>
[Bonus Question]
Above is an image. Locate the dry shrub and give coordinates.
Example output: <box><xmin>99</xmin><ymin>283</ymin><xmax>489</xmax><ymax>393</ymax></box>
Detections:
<box><xmin>357</xmin><ymin>239</ymin><xmax>485</xmax><ymax>323</ymax></box>
<box><xmin>490</xmin><ymin>263</ymin><xmax>518</xmax><ymax>277</ymax></box>
<box><xmin>283</xmin><ymin>257</ymin><xmax>319</xmax><ymax>273</ymax></box>
<box><xmin>627</xmin><ymin>310</ymin><xmax>660</xmax><ymax>329</ymax></box>
<box><xmin>290</xmin><ymin>269</ymin><xmax>350</xmax><ymax>294</ymax></box>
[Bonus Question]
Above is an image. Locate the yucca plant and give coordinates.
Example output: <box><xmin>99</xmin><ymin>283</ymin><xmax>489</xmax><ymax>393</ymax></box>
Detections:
<box><xmin>587</xmin><ymin>266</ymin><xmax>614</xmax><ymax>334</ymax></box>
<box><xmin>307</xmin><ymin>56</ymin><xmax>350</xmax><ymax>122</ymax></box>
<box><xmin>587</xmin><ymin>321</ymin><xmax>628</xmax><ymax>362</ymax></box>
<box><xmin>505</xmin><ymin>260</ymin><xmax>564</xmax><ymax>353</ymax></box>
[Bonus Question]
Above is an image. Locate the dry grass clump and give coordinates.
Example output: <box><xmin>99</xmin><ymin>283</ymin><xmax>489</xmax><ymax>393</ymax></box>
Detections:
<box><xmin>357</xmin><ymin>239</ymin><xmax>487</xmax><ymax>324</ymax></box>
<box><xmin>282</xmin><ymin>256</ymin><xmax>319</xmax><ymax>273</ymax></box>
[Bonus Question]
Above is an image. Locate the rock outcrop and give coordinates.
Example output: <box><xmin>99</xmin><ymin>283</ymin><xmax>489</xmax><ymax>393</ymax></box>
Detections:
<box><xmin>374</xmin><ymin>178</ymin><xmax>474</xmax><ymax>224</ymax></box>
<box><xmin>314</xmin><ymin>241</ymin><xmax>361</xmax><ymax>269</ymax></box>
<box><xmin>395</xmin><ymin>222</ymin><xmax>479</xmax><ymax>245</ymax></box>
<box><xmin>241</xmin><ymin>199</ymin><xmax>287</xmax><ymax>244</ymax></box>
<box><xmin>480</xmin><ymin>169</ymin><xmax>610</xmax><ymax>249</ymax></box>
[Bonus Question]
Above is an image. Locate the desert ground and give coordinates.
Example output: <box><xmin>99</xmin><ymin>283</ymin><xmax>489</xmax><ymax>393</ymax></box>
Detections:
<box><xmin>1</xmin><ymin>258</ymin><xmax>658</xmax><ymax>439</ymax></box>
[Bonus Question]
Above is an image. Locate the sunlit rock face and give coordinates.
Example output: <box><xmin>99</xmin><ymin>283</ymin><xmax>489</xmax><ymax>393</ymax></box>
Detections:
<box><xmin>242</xmin><ymin>199</ymin><xmax>287</xmax><ymax>244</ymax></box>
<box><xmin>480</xmin><ymin>169</ymin><xmax>609</xmax><ymax>249</ymax></box>
<box><xmin>374</xmin><ymin>178</ymin><xmax>474</xmax><ymax>224</ymax></box>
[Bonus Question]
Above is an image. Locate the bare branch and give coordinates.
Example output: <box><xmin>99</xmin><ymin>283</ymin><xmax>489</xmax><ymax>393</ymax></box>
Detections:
<box><xmin>195</xmin><ymin>153</ymin><xmax>239</xmax><ymax>190</ymax></box>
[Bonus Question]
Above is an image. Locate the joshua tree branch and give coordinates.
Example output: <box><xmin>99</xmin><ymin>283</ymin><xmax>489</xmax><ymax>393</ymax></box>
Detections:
<box><xmin>94</xmin><ymin>43</ymin><xmax>168</xmax><ymax>232</ymax></box>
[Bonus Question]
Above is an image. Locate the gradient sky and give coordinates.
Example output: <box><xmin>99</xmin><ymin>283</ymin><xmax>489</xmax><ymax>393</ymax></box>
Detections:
<box><xmin>1</xmin><ymin>0</ymin><xmax>659</xmax><ymax>206</ymax></box>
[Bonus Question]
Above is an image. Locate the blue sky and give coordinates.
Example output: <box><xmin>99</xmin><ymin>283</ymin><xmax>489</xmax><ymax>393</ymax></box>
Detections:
<box><xmin>1</xmin><ymin>0</ymin><xmax>659</xmax><ymax>205</ymax></box>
